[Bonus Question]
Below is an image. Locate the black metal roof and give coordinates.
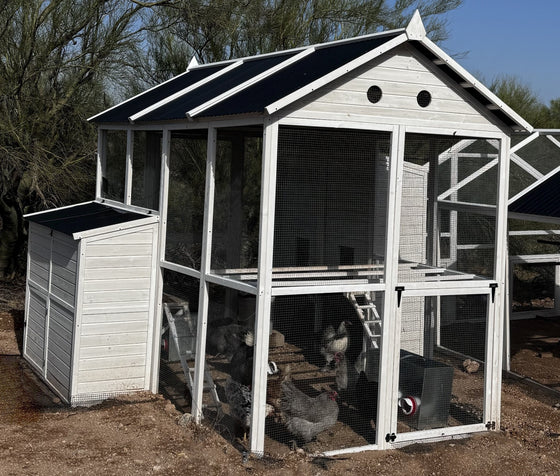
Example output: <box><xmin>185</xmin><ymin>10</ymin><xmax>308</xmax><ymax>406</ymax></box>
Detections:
<box><xmin>199</xmin><ymin>34</ymin><xmax>400</xmax><ymax>118</ymax></box>
<box><xmin>90</xmin><ymin>63</ymin><xmax>227</xmax><ymax>123</ymax></box>
<box><xmin>27</xmin><ymin>202</ymin><xmax>151</xmax><ymax>236</ymax></box>
<box><xmin>509</xmin><ymin>173</ymin><xmax>560</xmax><ymax>219</ymax></box>
<box><xmin>90</xmin><ymin>32</ymin><xmax>403</xmax><ymax>124</ymax></box>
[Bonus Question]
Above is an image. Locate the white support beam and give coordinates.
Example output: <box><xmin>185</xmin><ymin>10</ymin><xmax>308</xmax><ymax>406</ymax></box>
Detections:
<box><xmin>250</xmin><ymin>118</ymin><xmax>279</xmax><ymax>454</ymax></box>
<box><xmin>193</xmin><ymin>127</ymin><xmax>217</xmax><ymax>423</ymax></box>
<box><xmin>438</xmin><ymin>158</ymin><xmax>498</xmax><ymax>201</ymax></box>
<box><xmin>129</xmin><ymin>61</ymin><xmax>244</xmax><ymax>122</ymax></box>
<box><xmin>187</xmin><ymin>48</ymin><xmax>316</xmax><ymax>118</ymax></box>
<box><xmin>124</xmin><ymin>129</ymin><xmax>133</xmax><ymax>205</ymax></box>
<box><xmin>377</xmin><ymin>125</ymin><xmax>405</xmax><ymax>449</ymax></box>
<box><xmin>149</xmin><ymin>128</ymin><xmax>170</xmax><ymax>393</ymax></box>
<box><xmin>487</xmin><ymin>134</ymin><xmax>510</xmax><ymax>430</ymax></box>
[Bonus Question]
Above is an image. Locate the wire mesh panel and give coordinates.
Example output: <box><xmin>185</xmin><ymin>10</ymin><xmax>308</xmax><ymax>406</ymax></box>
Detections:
<box><xmin>101</xmin><ymin>130</ymin><xmax>126</xmax><ymax>202</ymax></box>
<box><xmin>263</xmin><ymin>291</ymin><xmax>384</xmax><ymax>454</ymax></box>
<box><xmin>396</xmin><ymin>294</ymin><xmax>487</xmax><ymax>435</ymax></box>
<box><xmin>159</xmin><ymin>270</ymin><xmax>201</xmax><ymax>410</ymax></box>
<box><xmin>399</xmin><ymin>134</ymin><xmax>500</xmax><ymax>283</ymax></box>
<box><xmin>131</xmin><ymin>131</ymin><xmax>162</xmax><ymax>210</ymax></box>
<box><xmin>515</xmin><ymin>133</ymin><xmax>560</xmax><ymax>175</ymax></box>
<box><xmin>211</xmin><ymin>127</ymin><xmax>262</xmax><ymax>271</ymax></box>
<box><xmin>203</xmin><ymin>283</ymin><xmax>257</xmax><ymax>444</ymax></box>
<box><xmin>165</xmin><ymin>130</ymin><xmax>207</xmax><ymax>269</ymax></box>
<box><xmin>274</xmin><ymin>126</ymin><xmax>391</xmax><ymax>269</ymax></box>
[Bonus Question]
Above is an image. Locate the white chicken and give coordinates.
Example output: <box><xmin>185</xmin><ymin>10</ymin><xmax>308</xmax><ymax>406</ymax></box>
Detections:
<box><xmin>320</xmin><ymin>320</ymin><xmax>351</xmax><ymax>372</ymax></box>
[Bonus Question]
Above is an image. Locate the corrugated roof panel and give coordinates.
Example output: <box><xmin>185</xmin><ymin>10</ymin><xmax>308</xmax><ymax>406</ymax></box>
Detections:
<box><xmin>91</xmin><ymin>64</ymin><xmax>228</xmax><ymax>123</ymax></box>
<box><xmin>137</xmin><ymin>52</ymin><xmax>298</xmax><ymax>122</ymax></box>
<box><xmin>198</xmin><ymin>33</ymin><xmax>402</xmax><ymax>118</ymax></box>
<box><xmin>509</xmin><ymin>173</ymin><xmax>560</xmax><ymax>219</ymax></box>
<box><xmin>27</xmin><ymin>202</ymin><xmax>150</xmax><ymax>235</ymax></box>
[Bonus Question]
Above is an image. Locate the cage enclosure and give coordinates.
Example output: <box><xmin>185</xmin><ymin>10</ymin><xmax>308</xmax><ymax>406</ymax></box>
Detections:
<box><xmin>32</xmin><ymin>11</ymin><xmax>534</xmax><ymax>456</ymax></box>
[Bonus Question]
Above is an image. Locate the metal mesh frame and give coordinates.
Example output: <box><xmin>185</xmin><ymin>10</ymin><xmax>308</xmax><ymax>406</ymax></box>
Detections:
<box><xmin>101</xmin><ymin>130</ymin><xmax>126</xmax><ymax>202</ymax></box>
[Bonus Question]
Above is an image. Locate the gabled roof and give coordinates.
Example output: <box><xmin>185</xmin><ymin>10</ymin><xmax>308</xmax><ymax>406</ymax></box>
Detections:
<box><xmin>89</xmin><ymin>11</ymin><xmax>532</xmax><ymax>133</ymax></box>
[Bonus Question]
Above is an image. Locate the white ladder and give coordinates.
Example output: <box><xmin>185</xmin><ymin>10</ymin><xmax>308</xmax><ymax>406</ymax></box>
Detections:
<box><xmin>163</xmin><ymin>303</ymin><xmax>221</xmax><ymax>414</ymax></box>
<box><xmin>346</xmin><ymin>291</ymin><xmax>382</xmax><ymax>350</ymax></box>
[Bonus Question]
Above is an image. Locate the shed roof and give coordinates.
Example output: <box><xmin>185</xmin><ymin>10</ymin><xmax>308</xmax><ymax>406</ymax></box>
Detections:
<box><xmin>26</xmin><ymin>202</ymin><xmax>151</xmax><ymax>236</ymax></box>
<box><xmin>89</xmin><ymin>12</ymin><xmax>532</xmax><ymax>133</ymax></box>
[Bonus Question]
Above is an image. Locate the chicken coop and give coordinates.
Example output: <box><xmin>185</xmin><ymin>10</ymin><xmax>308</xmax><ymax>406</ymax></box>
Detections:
<box><xmin>31</xmin><ymin>11</ymin><xmax>534</xmax><ymax>454</ymax></box>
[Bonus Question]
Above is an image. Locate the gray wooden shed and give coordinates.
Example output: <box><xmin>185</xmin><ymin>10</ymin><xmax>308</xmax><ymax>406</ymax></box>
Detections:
<box><xmin>24</xmin><ymin>202</ymin><xmax>159</xmax><ymax>405</ymax></box>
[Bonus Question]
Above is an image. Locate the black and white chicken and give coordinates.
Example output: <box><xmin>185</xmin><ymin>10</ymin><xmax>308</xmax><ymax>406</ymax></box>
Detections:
<box><xmin>320</xmin><ymin>320</ymin><xmax>351</xmax><ymax>372</ymax></box>
<box><xmin>206</xmin><ymin>322</ymin><xmax>250</xmax><ymax>361</ymax></box>
<box><xmin>224</xmin><ymin>330</ymin><xmax>278</xmax><ymax>441</ymax></box>
<box><xmin>280</xmin><ymin>370</ymin><xmax>339</xmax><ymax>445</ymax></box>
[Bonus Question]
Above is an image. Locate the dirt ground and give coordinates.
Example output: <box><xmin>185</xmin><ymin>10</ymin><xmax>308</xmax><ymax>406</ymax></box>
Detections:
<box><xmin>1</xmin><ymin>281</ymin><xmax>560</xmax><ymax>476</ymax></box>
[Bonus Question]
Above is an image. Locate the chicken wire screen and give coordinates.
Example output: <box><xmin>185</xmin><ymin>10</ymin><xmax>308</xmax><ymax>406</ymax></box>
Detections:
<box><xmin>159</xmin><ymin>270</ymin><xmax>200</xmax><ymax>409</ymax></box>
<box><xmin>397</xmin><ymin>294</ymin><xmax>487</xmax><ymax>435</ymax></box>
<box><xmin>101</xmin><ymin>130</ymin><xmax>126</xmax><ymax>202</ymax></box>
<box><xmin>211</xmin><ymin>128</ymin><xmax>262</xmax><ymax>271</ymax></box>
<box><xmin>165</xmin><ymin>130</ymin><xmax>207</xmax><ymax>269</ymax></box>
<box><xmin>274</xmin><ymin>126</ymin><xmax>391</xmax><ymax>269</ymax></box>
<box><xmin>262</xmin><ymin>291</ymin><xmax>384</xmax><ymax>453</ymax></box>
<box><xmin>399</xmin><ymin>134</ymin><xmax>499</xmax><ymax>282</ymax></box>
<box><xmin>131</xmin><ymin>131</ymin><xmax>161</xmax><ymax>211</ymax></box>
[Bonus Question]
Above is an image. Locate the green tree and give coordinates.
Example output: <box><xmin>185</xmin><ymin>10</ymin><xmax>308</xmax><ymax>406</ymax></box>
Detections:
<box><xmin>489</xmin><ymin>75</ymin><xmax>551</xmax><ymax>128</ymax></box>
<box><xmin>0</xmin><ymin>0</ymin><xmax>166</xmax><ymax>279</ymax></box>
<box><xmin>134</xmin><ymin>0</ymin><xmax>462</xmax><ymax>86</ymax></box>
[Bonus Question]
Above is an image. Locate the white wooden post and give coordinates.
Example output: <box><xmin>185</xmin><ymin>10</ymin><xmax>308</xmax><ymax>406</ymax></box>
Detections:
<box><xmin>377</xmin><ymin>125</ymin><xmax>405</xmax><ymax>448</ymax></box>
<box><xmin>96</xmin><ymin>129</ymin><xmax>104</xmax><ymax>200</ymax></box>
<box><xmin>193</xmin><ymin>127</ymin><xmax>217</xmax><ymax>423</ymax></box>
<box><xmin>125</xmin><ymin>129</ymin><xmax>133</xmax><ymax>205</ymax></box>
<box><xmin>149</xmin><ymin>127</ymin><xmax>170</xmax><ymax>392</ymax></box>
<box><xmin>249</xmin><ymin>118</ymin><xmax>278</xmax><ymax>454</ymax></box>
<box><xmin>485</xmin><ymin>133</ymin><xmax>510</xmax><ymax>428</ymax></box>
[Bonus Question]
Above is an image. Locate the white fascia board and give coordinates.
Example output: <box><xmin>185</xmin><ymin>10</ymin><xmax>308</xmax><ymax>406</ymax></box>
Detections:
<box><xmin>23</xmin><ymin>201</ymin><xmax>95</xmax><ymax>218</ymax></box>
<box><xmin>186</xmin><ymin>47</ymin><xmax>316</xmax><ymax>118</ymax></box>
<box><xmin>129</xmin><ymin>60</ymin><xmax>244</xmax><ymax>123</ymax></box>
<box><xmin>419</xmin><ymin>37</ymin><xmax>534</xmax><ymax>133</ymax></box>
<box><xmin>265</xmin><ymin>32</ymin><xmax>409</xmax><ymax>115</ymax></box>
<box><xmin>508</xmin><ymin>162</ymin><xmax>560</xmax><ymax>205</ymax></box>
<box><xmin>72</xmin><ymin>215</ymin><xmax>159</xmax><ymax>240</ymax></box>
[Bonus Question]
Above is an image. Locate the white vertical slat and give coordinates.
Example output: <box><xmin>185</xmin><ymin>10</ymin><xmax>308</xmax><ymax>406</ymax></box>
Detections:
<box><xmin>124</xmin><ymin>129</ymin><xmax>133</xmax><ymax>205</ymax></box>
<box><xmin>96</xmin><ymin>130</ymin><xmax>104</xmax><ymax>200</ymax></box>
<box><xmin>250</xmin><ymin>119</ymin><xmax>278</xmax><ymax>454</ymax></box>
<box><xmin>149</xmin><ymin>128</ymin><xmax>170</xmax><ymax>392</ymax></box>
<box><xmin>70</xmin><ymin>239</ymin><xmax>86</xmax><ymax>401</ymax></box>
<box><xmin>485</xmin><ymin>134</ymin><xmax>510</xmax><ymax>429</ymax></box>
<box><xmin>504</xmin><ymin>257</ymin><xmax>512</xmax><ymax>372</ymax></box>
<box><xmin>193</xmin><ymin>126</ymin><xmax>217</xmax><ymax>423</ymax></box>
<box><xmin>377</xmin><ymin>125</ymin><xmax>405</xmax><ymax>448</ymax></box>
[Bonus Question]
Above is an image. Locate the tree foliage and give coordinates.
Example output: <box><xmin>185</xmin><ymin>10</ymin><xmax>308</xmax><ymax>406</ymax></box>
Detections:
<box><xmin>135</xmin><ymin>0</ymin><xmax>463</xmax><ymax>86</ymax></box>
<box><xmin>0</xmin><ymin>0</ymin><xmax>165</xmax><ymax>278</ymax></box>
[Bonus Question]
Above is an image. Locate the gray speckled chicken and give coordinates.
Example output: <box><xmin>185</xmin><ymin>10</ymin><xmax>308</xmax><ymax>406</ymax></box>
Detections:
<box><xmin>320</xmin><ymin>320</ymin><xmax>350</xmax><ymax>371</ymax></box>
<box><xmin>280</xmin><ymin>372</ymin><xmax>339</xmax><ymax>444</ymax></box>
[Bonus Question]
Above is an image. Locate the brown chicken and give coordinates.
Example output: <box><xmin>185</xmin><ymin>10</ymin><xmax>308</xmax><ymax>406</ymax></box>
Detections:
<box><xmin>280</xmin><ymin>370</ymin><xmax>339</xmax><ymax>444</ymax></box>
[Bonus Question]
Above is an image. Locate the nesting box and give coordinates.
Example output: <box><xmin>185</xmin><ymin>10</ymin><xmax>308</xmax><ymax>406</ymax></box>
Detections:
<box><xmin>24</xmin><ymin>202</ymin><xmax>159</xmax><ymax>405</ymax></box>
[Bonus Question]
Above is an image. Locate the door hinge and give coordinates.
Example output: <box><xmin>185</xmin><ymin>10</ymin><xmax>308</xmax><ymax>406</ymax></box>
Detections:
<box><xmin>385</xmin><ymin>432</ymin><xmax>397</xmax><ymax>442</ymax></box>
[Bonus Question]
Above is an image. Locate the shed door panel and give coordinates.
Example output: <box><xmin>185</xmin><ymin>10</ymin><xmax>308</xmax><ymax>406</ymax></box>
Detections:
<box><xmin>46</xmin><ymin>300</ymin><xmax>74</xmax><ymax>400</ymax></box>
<box><xmin>25</xmin><ymin>288</ymin><xmax>48</xmax><ymax>370</ymax></box>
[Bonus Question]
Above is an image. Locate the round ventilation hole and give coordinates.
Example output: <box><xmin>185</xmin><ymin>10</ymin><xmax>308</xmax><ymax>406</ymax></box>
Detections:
<box><xmin>367</xmin><ymin>85</ymin><xmax>383</xmax><ymax>104</ymax></box>
<box><xmin>417</xmin><ymin>90</ymin><xmax>432</xmax><ymax>107</ymax></box>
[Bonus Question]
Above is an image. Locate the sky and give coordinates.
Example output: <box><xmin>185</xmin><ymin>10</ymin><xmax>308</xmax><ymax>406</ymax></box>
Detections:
<box><xmin>441</xmin><ymin>0</ymin><xmax>559</xmax><ymax>104</ymax></box>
